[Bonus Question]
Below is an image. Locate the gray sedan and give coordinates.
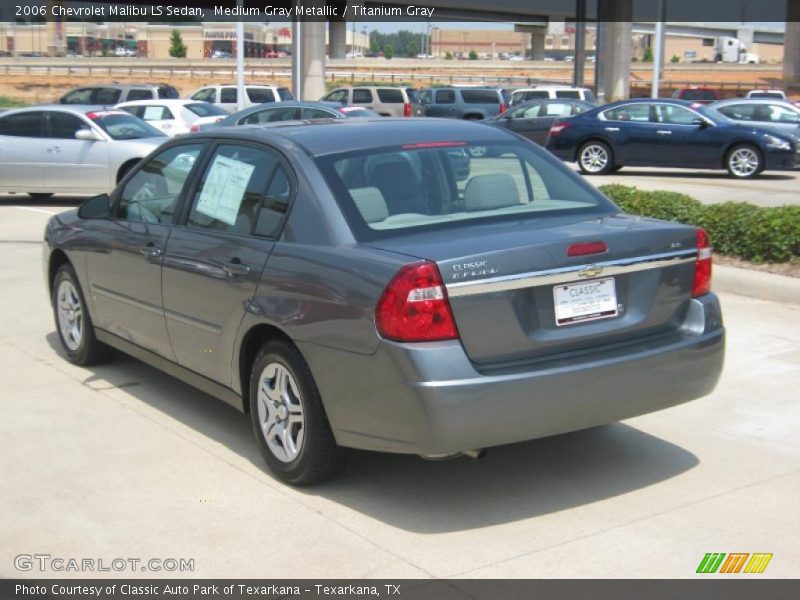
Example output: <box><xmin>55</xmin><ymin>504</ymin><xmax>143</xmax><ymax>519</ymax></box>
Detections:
<box><xmin>43</xmin><ymin>119</ymin><xmax>725</xmax><ymax>485</ymax></box>
<box><xmin>710</xmin><ymin>98</ymin><xmax>800</xmax><ymax>138</ymax></box>
<box><xmin>0</xmin><ymin>105</ymin><xmax>167</xmax><ymax>199</ymax></box>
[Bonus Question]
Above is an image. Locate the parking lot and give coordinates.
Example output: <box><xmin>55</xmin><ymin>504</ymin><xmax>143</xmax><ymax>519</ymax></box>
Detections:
<box><xmin>1</xmin><ymin>196</ymin><xmax>799</xmax><ymax>579</ymax></box>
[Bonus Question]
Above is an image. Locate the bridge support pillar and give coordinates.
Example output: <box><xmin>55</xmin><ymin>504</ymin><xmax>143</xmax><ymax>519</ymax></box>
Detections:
<box><xmin>292</xmin><ymin>10</ymin><xmax>327</xmax><ymax>101</ymax></box>
<box><xmin>596</xmin><ymin>0</ymin><xmax>632</xmax><ymax>101</ymax></box>
<box><xmin>329</xmin><ymin>19</ymin><xmax>346</xmax><ymax>59</ymax></box>
<box><xmin>784</xmin><ymin>2</ymin><xmax>800</xmax><ymax>82</ymax></box>
<box><xmin>530</xmin><ymin>32</ymin><xmax>546</xmax><ymax>61</ymax></box>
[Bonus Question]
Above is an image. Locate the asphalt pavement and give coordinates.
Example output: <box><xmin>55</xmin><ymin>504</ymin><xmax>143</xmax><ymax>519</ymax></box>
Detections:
<box><xmin>1</xmin><ymin>200</ymin><xmax>799</xmax><ymax>579</ymax></box>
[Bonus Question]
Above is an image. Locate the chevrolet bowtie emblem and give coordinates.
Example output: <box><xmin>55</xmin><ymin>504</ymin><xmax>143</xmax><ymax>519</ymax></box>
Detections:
<box><xmin>578</xmin><ymin>265</ymin><xmax>604</xmax><ymax>278</ymax></box>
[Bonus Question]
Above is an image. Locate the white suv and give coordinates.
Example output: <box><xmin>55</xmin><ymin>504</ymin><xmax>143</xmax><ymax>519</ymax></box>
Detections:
<box><xmin>510</xmin><ymin>86</ymin><xmax>595</xmax><ymax>106</ymax></box>
<box><xmin>188</xmin><ymin>84</ymin><xmax>294</xmax><ymax>113</ymax></box>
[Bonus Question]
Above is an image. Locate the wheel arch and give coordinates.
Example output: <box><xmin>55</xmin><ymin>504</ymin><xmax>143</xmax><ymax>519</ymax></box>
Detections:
<box><xmin>47</xmin><ymin>249</ymin><xmax>72</xmax><ymax>295</ymax></box>
<box><xmin>575</xmin><ymin>137</ymin><xmax>615</xmax><ymax>163</ymax></box>
<box><xmin>721</xmin><ymin>140</ymin><xmax>763</xmax><ymax>170</ymax></box>
<box><xmin>237</xmin><ymin>323</ymin><xmax>295</xmax><ymax>413</ymax></box>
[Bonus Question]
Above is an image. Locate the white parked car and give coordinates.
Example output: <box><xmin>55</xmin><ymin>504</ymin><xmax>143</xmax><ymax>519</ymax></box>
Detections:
<box><xmin>0</xmin><ymin>106</ymin><xmax>167</xmax><ymax>198</ymax></box>
<box><xmin>115</xmin><ymin>99</ymin><xmax>229</xmax><ymax>136</ymax></box>
<box><xmin>187</xmin><ymin>84</ymin><xmax>294</xmax><ymax>113</ymax></box>
<box><xmin>510</xmin><ymin>86</ymin><xmax>596</xmax><ymax>105</ymax></box>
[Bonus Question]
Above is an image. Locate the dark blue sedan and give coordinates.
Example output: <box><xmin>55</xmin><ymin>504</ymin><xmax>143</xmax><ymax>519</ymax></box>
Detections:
<box><xmin>546</xmin><ymin>98</ymin><xmax>799</xmax><ymax>178</ymax></box>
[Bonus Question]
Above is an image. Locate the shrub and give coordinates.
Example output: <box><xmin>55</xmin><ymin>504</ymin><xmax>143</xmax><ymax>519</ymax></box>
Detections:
<box><xmin>383</xmin><ymin>45</ymin><xmax>394</xmax><ymax>60</ymax></box>
<box><xmin>642</xmin><ymin>47</ymin><xmax>653</xmax><ymax>62</ymax></box>
<box><xmin>468</xmin><ymin>50</ymin><xmax>478</xmax><ymax>60</ymax></box>
<box><xmin>599</xmin><ymin>184</ymin><xmax>800</xmax><ymax>263</ymax></box>
<box><xmin>670</xmin><ymin>54</ymin><xmax>681</xmax><ymax>63</ymax></box>
<box><xmin>444</xmin><ymin>51</ymin><xmax>453</xmax><ymax>60</ymax></box>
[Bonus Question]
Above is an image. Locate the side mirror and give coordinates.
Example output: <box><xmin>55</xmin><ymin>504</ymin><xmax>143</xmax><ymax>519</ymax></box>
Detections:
<box><xmin>75</xmin><ymin>128</ymin><xmax>102</xmax><ymax>141</ymax></box>
<box><xmin>77</xmin><ymin>193</ymin><xmax>111</xmax><ymax>219</ymax></box>
<box><xmin>692</xmin><ymin>117</ymin><xmax>710</xmax><ymax>128</ymax></box>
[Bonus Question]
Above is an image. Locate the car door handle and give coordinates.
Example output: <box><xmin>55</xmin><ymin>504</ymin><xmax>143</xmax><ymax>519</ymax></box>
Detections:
<box><xmin>140</xmin><ymin>245</ymin><xmax>162</xmax><ymax>259</ymax></box>
<box><xmin>47</xmin><ymin>146</ymin><xmax>62</xmax><ymax>153</ymax></box>
<box><xmin>604</xmin><ymin>127</ymin><xmax>619</xmax><ymax>132</ymax></box>
<box><xmin>657</xmin><ymin>130</ymin><xmax>672</xmax><ymax>135</ymax></box>
<box><xmin>223</xmin><ymin>261</ymin><xmax>251</xmax><ymax>278</ymax></box>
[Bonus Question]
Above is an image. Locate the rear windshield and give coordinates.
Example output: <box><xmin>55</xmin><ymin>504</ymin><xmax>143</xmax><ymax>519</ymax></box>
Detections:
<box><xmin>681</xmin><ymin>89</ymin><xmax>717</xmax><ymax>101</ymax></box>
<box><xmin>461</xmin><ymin>90</ymin><xmax>501</xmax><ymax>104</ymax></box>
<box><xmin>377</xmin><ymin>89</ymin><xmax>405</xmax><ymax>103</ymax></box>
<box><xmin>184</xmin><ymin>102</ymin><xmax>228</xmax><ymax>117</ymax></box>
<box><xmin>87</xmin><ymin>111</ymin><xmax>166</xmax><ymax>140</ymax></box>
<box><xmin>317</xmin><ymin>142</ymin><xmax>611</xmax><ymax>241</ymax></box>
<box><xmin>278</xmin><ymin>87</ymin><xmax>295</xmax><ymax>101</ymax></box>
<box><xmin>748</xmin><ymin>92</ymin><xmax>784</xmax><ymax>99</ymax></box>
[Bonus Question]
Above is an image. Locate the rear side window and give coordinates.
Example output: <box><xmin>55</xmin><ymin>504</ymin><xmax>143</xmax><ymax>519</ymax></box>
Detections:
<box><xmin>542</xmin><ymin>103</ymin><xmax>574</xmax><ymax>116</ymax></box>
<box><xmin>277</xmin><ymin>88</ymin><xmax>294</xmax><ymax>101</ymax></box>
<box><xmin>140</xmin><ymin>106</ymin><xmax>174</xmax><ymax>121</ymax></box>
<box><xmin>126</xmin><ymin>89</ymin><xmax>154</xmax><ymax>101</ymax></box>
<box><xmin>0</xmin><ymin>111</ymin><xmax>45</xmax><ymax>137</ymax></box>
<box><xmin>352</xmin><ymin>89</ymin><xmax>373</xmax><ymax>104</ymax></box>
<box><xmin>555</xmin><ymin>90</ymin><xmax>581</xmax><ymax>99</ymax></box>
<box><xmin>240</xmin><ymin>107</ymin><xmax>300</xmax><ymax>124</ymax></box>
<box><xmin>377</xmin><ymin>89</ymin><xmax>404</xmax><ymax>103</ymax></box>
<box><xmin>461</xmin><ymin>90</ymin><xmax>500</xmax><ymax>104</ymax></box>
<box><xmin>254</xmin><ymin>166</ymin><xmax>292</xmax><ymax>238</ymax></box>
<box><xmin>117</xmin><ymin>144</ymin><xmax>203</xmax><ymax>224</ymax></box>
<box><xmin>187</xmin><ymin>144</ymin><xmax>284</xmax><ymax>236</ymax></box>
<box><xmin>317</xmin><ymin>142</ymin><xmax>609</xmax><ymax>241</ymax></box>
<box><xmin>603</xmin><ymin>104</ymin><xmax>651</xmax><ymax>122</ymax></box>
<box><xmin>435</xmin><ymin>89</ymin><xmax>455</xmax><ymax>104</ymax></box>
<box><xmin>247</xmin><ymin>88</ymin><xmax>277</xmax><ymax>103</ymax></box>
<box><xmin>191</xmin><ymin>88</ymin><xmax>216</xmax><ymax>102</ymax></box>
<box><xmin>516</xmin><ymin>91</ymin><xmax>550</xmax><ymax>102</ymax></box>
<box><xmin>157</xmin><ymin>86</ymin><xmax>180</xmax><ymax>99</ymax></box>
<box><xmin>220</xmin><ymin>88</ymin><xmax>237</xmax><ymax>103</ymax></box>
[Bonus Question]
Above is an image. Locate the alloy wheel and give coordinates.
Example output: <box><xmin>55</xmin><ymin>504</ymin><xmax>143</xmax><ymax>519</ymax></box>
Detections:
<box><xmin>256</xmin><ymin>362</ymin><xmax>305</xmax><ymax>463</ymax></box>
<box><xmin>728</xmin><ymin>147</ymin><xmax>760</xmax><ymax>177</ymax></box>
<box><xmin>56</xmin><ymin>280</ymin><xmax>83</xmax><ymax>351</ymax></box>
<box><xmin>580</xmin><ymin>144</ymin><xmax>609</xmax><ymax>173</ymax></box>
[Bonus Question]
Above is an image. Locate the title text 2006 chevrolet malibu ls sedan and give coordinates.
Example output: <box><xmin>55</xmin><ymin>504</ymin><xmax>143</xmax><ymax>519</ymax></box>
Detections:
<box><xmin>44</xmin><ymin>119</ymin><xmax>725</xmax><ymax>484</ymax></box>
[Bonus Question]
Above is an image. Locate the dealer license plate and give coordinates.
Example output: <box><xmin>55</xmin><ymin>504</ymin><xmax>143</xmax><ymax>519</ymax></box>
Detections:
<box><xmin>553</xmin><ymin>277</ymin><xmax>619</xmax><ymax>327</ymax></box>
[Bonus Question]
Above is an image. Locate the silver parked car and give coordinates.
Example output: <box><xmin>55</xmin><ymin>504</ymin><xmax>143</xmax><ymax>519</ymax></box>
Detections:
<box><xmin>44</xmin><ymin>119</ymin><xmax>724</xmax><ymax>485</ymax></box>
<box><xmin>0</xmin><ymin>106</ymin><xmax>167</xmax><ymax>198</ymax></box>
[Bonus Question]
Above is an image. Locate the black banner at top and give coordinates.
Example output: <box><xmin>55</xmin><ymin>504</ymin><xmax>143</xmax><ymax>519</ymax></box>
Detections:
<box><xmin>0</xmin><ymin>0</ymin><xmax>799</xmax><ymax>23</ymax></box>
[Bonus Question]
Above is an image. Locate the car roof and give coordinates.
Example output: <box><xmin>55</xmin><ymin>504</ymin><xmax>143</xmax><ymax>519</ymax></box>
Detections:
<box><xmin>225</xmin><ymin>101</ymin><xmax>343</xmax><ymax>117</ymax></box>
<box><xmin>116</xmin><ymin>99</ymin><xmax>198</xmax><ymax>107</ymax></box>
<box><xmin>2</xmin><ymin>104</ymin><xmax>119</xmax><ymax>115</ymax></box>
<box><xmin>515</xmin><ymin>86</ymin><xmax>591</xmax><ymax>91</ymax></box>
<box><xmin>712</xmin><ymin>98</ymin><xmax>798</xmax><ymax>107</ymax></box>
<box><xmin>192</xmin><ymin>117</ymin><xmax>518</xmax><ymax>156</ymax></box>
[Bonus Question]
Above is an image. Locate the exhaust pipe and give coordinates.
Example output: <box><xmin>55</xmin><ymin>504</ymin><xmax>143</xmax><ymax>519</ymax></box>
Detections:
<box><xmin>420</xmin><ymin>449</ymin><xmax>487</xmax><ymax>461</ymax></box>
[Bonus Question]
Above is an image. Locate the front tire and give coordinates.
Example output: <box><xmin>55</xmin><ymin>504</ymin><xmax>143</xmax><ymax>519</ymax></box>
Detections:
<box><xmin>577</xmin><ymin>141</ymin><xmax>614</xmax><ymax>175</ymax></box>
<box><xmin>52</xmin><ymin>264</ymin><xmax>110</xmax><ymax>365</ymax></box>
<box><xmin>249</xmin><ymin>340</ymin><xmax>348</xmax><ymax>485</ymax></box>
<box><xmin>726</xmin><ymin>144</ymin><xmax>763</xmax><ymax>178</ymax></box>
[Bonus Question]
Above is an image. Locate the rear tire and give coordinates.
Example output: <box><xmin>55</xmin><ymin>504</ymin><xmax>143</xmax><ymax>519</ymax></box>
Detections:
<box><xmin>249</xmin><ymin>340</ymin><xmax>348</xmax><ymax>485</ymax></box>
<box><xmin>726</xmin><ymin>144</ymin><xmax>763</xmax><ymax>178</ymax></box>
<box><xmin>577</xmin><ymin>141</ymin><xmax>614</xmax><ymax>175</ymax></box>
<box><xmin>52</xmin><ymin>264</ymin><xmax>110</xmax><ymax>365</ymax></box>
<box><xmin>29</xmin><ymin>193</ymin><xmax>54</xmax><ymax>200</ymax></box>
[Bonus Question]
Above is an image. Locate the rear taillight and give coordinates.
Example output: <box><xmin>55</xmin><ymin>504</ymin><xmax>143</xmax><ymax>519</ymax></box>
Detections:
<box><xmin>692</xmin><ymin>227</ymin><xmax>712</xmax><ymax>297</ymax></box>
<box><xmin>375</xmin><ymin>262</ymin><xmax>458</xmax><ymax>342</ymax></box>
<box><xmin>549</xmin><ymin>121</ymin><xmax>572</xmax><ymax>136</ymax></box>
<box><xmin>403</xmin><ymin>102</ymin><xmax>412</xmax><ymax>117</ymax></box>
<box><xmin>190</xmin><ymin>124</ymin><xmax>200</xmax><ymax>133</ymax></box>
<box><xmin>499</xmin><ymin>102</ymin><xmax>508</xmax><ymax>114</ymax></box>
<box><xmin>567</xmin><ymin>240</ymin><xmax>608</xmax><ymax>257</ymax></box>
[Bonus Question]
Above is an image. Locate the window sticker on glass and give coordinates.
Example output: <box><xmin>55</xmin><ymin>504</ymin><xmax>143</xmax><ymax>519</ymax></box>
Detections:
<box><xmin>195</xmin><ymin>155</ymin><xmax>255</xmax><ymax>226</ymax></box>
<box><xmin>142</xmin><ymin>106</ymin><xmax>164</xmax><ymax>121</ymax></box>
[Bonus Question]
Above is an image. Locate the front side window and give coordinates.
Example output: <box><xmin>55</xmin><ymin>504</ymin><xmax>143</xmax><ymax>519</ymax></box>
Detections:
<box><xmin>509</xmin><ymin>104</ymin><xmax>541</xmax><ymax>119</ymax></box>
<box><xmin>302</xmin><ymin>107</ymin><xmax>337</xmax><ymax>119</ymax></box>
<box><xmin>61</xmin><ymin>88</ymin><xmax>93</xmax><ymax>104</ymax></box>
<box><xmin>187</xmin><ymin>144</ymin><xmax>283</xmax><ymax>236</ymax></box>
<box><xmin>117</xmin><ymin>144</ymin><xmax>203</xmax><ymax>224</ymax></box>
<box><xmin>191</xmin><ymin>88</ymin><xmax>216</xmax><ymax>103</ymax></box>
<box><xmin>317</xmin><ymin>142</ymin><xmax>611</xmax><ymax>241</ymax></box>
<box><xmin>515</xmin><ymin>91</ymin><xmax>550</xmax><ymax>102</ymax></box>
<box><xmin>92</xmin><ymin>88</ymin><xmax>123</xmax><ymax>104</ymax></box>
<box><xmin>277</xmin><ymin>88</ymin><xmax>294</xmax><ymax>101</ymax></box>
<box><xmin>602</xmin><ymin>104</ymin><xmax>651</xmax><ymax>122</ymax></box>
<box><xmin>435</xmin><ymin>89</ymin><xmax>455</xmax><ymax>104</ymax></box>
<box><xmin>157</xmin><ymin>86</ymin><xmax>180</xmax><ymax>99</ymax></box>
<box><xmin>542</xmin><ymin>102</ymin><xmax>574</xmax><ymax>116</ymax></box>
<box><xmin>324</xmin><ymin>89</ymin><xmax>348</xmax><ymax>103</ymax></box>
<box><xmin>0</xmin><ymin>111</ymin><xmax>45</xmax><ymax>137</ymax></box>
<box><xmin>47</xmin><ymin>112</ymin><xmax>89</xmax><ymax>138</ymax></box>
<box><xmin>239</xmin><ymin>107</ymin><xmax>300</xmax><ymax>125</ymax></box>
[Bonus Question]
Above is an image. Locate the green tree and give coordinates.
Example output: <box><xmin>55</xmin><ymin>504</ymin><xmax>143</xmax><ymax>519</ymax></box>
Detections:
<box><xmin>384</xmin><ymin>45</ymin><xmax>394</xmax><ymax>60</ymax></box>
<box><xmin>408</xmin><ymin>40</ymin><xmax>419</xmax><ymax>57</ymax></box>
<box><xmin>642</xmin><ymin>47</ymin><xmax>653</xmax><ymax>62</ymax></box>
<box><xmin>468</xmin><ymin>50</ymin><xmax>478</xmax><ymax>60</ymax></box>
<box><xmin>169</xmin><ymin>29</ymin><xmax>187</xmax><ymax>58</ymax></box>
<box><xmin>444</xmin><ymin>51</ymin><xmax>453</xmax><ymax>60</ymax></box>
<box><xmin>670</xmin><ymin>54</ymin><xmax>681</xmax><ymax>63</ymax></box>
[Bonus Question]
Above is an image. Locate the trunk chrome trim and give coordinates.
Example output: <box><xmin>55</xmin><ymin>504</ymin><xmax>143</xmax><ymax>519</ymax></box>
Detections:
<box><xmin>446</xmin><ymin>249</ymin><xmax>698</xmax><ymax>298</ymax></box>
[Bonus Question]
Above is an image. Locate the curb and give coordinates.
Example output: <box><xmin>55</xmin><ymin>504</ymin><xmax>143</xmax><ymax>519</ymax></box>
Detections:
<box><xmin>714</xmin><ymin>265</ymin><xmax>800</xmax><ymax>306</ymax></box>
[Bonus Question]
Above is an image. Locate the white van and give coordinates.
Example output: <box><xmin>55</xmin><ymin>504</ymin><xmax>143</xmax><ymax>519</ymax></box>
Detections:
<box><xmin>510</xmin><ymin>86</ymin><xmax>595</xmax><ymax>106</ymax></box>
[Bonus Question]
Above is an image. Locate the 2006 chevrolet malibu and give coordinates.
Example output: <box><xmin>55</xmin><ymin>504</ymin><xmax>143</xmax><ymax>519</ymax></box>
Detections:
<box><xmin>44</xmin><ymin>119</ymin><xmax>725</xmax><ymax>484</ymax></box>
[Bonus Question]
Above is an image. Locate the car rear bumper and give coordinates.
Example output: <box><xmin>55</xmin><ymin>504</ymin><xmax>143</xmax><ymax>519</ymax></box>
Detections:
<box><xmin>300</xmin><ymin>293</ymin><xmax>725</xmax><ymax>455</ymax></box>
